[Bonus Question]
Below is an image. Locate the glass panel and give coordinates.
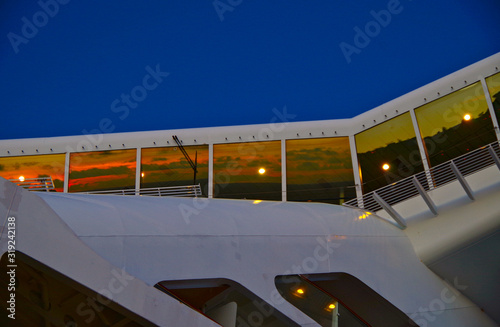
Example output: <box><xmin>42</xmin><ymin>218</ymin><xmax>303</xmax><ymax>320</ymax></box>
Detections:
<box><xmin>69</xmin><ymin>149</ymin><xmax>136</xmax><ymax>192</ymax></box>
<box><xmin>213</xmin><ymin>141</ymin><xmax>281</xmax><ymax>200</ymax></box>
<box><xmin>485</xmin><ymin>72</ymin><xmax>500</xmax><ymax>129</ymax></box>
<box><xmin>286</xmin><ymin>137</ymin><xmax>355</xmax><ymax>204</ymax></box>
<box><xmin>415</xmin><ymin>81</ymin><xmax>497</xmax><ymax>167</ymax></box>
<box><xmin>0</xmin><ymin>154</ymin><xmax>65</xmax><ymax>192</ymax></box>
<box><xmin>355</xmin><ymin>113</ymin><xmax>423</xmax><ymax>194</ymax></box>
<box><xmin>141</xmin><ymin>145</ymin><xmax>209</xmax><ymax>196</ymax></box>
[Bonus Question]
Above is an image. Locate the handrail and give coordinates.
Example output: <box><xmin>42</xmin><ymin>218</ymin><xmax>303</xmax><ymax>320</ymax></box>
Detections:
<box><xmin>79</xmin><ymin>184</ymin><xmax>202</xmax><ymax>198</ymax></box>
<box><xmin>344</xmin><ymin>140</ymin><xmax>500</xmax><ymax>213</ymax></box>
<box><xmin>8</xmin><ymin>176</ymin><xmax>55</xmax><ymax>191</ymax></box>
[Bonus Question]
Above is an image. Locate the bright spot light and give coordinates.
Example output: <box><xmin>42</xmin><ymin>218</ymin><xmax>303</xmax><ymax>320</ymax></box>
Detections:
<box><xmin>141</xmin><ymin>172</ymin><xmax>145</xmax><ymax>177</ymax></box>
<box><xmin>296</xmin><ymin>288</ymin><xmax>304</xmax><ymax>295</ymax></box>
<box><xmin>19</xmin><ymin>176</ymin><xmax>25</xmax><ymax>182</ymax></box>
<box><xmin>258</xmin><ymin>168</ymin><xmax>266</xmax><ymax>174</ymax></box>
<box><xmin>328</xmin><ymin>303</ymin><xmax>336</xmax><ymax>309</ymax></box>
<box><xmin>382</xmin><ymin>163</ymin><xmax>390</xmax><ymax>171</ymax></box>
<box><xmin>253</xmin><ymin>200</ymin><xmax>262</xmax><ymax>204</ymax></box>
<box><xmin>463</xmin><ymin>114</ymin><xmax>471</xmax><ymax>121</ymax></box>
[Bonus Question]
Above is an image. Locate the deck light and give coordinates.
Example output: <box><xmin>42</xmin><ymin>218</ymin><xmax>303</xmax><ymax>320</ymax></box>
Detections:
<box><xmin>463</xmin><ymin>114</ymin><xmax>471</xmax><ymax>121</ymax></box>
<box><xmin>382</xmin><ymin>163</ymin><xmax>390</xmax><ymax>171</ymax></box>
<box><xmin>296</xmin><ymin>288</ymin><xmax>304</xmax><ymax>295</ymax></box>
<box><xmin>328</xmin><ymin>303</ymin><xmax>336</xmax><ymax>310</ymax></box>
<box><xmin>141</xmin><ymin>172</ymin><xmax>145</xmax><ymax>177</ymax></box>
<box><xmin>258</xmin><ymin>168</ymin><xmax>266</xmax><ymax>174</ymax></box>
<box><xmin>19</xmin><ymin>176</ymin><xmax>25</xmax><ymax>182</ymax></box>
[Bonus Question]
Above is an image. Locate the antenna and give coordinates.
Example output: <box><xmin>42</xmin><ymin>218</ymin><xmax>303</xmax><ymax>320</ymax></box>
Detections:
<box><xmin>172</xmin><ymin>135</ymin><xmax>197</xmax><ymax>185</ymax></box>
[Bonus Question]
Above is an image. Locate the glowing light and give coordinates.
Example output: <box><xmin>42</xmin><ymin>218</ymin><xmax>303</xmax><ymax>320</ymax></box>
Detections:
<box><xmin>141</xmin><ymin>172</ymin><xmax>145</xmax><ymax>177</ymax></box>
<box><xmin>19</xmin><ymin>176</ymin><xmax>25</xmax><ymax>182</ymax></box>
<box><xmin>258</xmin><ymin>168</ymin><xmax>266</xmax><ymax>174</ymax></box>
<box><xmin>328</xmin><ymin>303</ymin><xmax>336</xmax><ymax>310</ymax></box>
<box><xmin>463</xmin><ymin>114</ymin><xmax>471</xmax><ymax>121</ymax></box>
<box><xmin>253</xmin><ymin>200</ymin><xmax>262</xmax><ymax>204</ymax></box>
<box><xmin>296</xmin><ymin>288</ymin><xmax>304</xmax><ymax>295</ymax></box>
<box><xmin>358</xmin><ymin>211</ymin><xmax>372</xmax><ymax>220</ymax></box>
<box><xmin>382</xmin><ymin>163</ymin><xmax>390</xmax><ymax>171</ymax></box>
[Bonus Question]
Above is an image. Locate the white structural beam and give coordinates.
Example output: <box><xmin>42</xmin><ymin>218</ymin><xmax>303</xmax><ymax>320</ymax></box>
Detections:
<box><xmin>349</xmin><ymin>135</ymin><xmax>364</xmax><ymax>208</ymax></box>
<box><xmin>450</xmin><ymin>162</ymin><xmax>475</xmax><ymax>200</ymax></box>
<box><xmin>412</xmin><ymin>176</ymin><xmax>438</xmax><ymax>216</ymax></box>
<box><xmin>135</xmin><ymin>148</ymin><xmax>141</xmax><ymax>195</ymax></box>
<box><xmin>373</xmin><ymin>191</ymin><xmax>407</xmax><ymax>229</ymax></box>
<box><xmin>208</xmin><ymin>143</ymin><xmax>214</xmax><ymax>198</ymax></box>
<box><xmin>281</xmin><ymin>139</ymin><xmax>287</xmax><ymax>202</ymax></box>
<box><xmin>64</xmin><ymin>152</ymin><xmax>70</xmax><ymax>193</ymax></box>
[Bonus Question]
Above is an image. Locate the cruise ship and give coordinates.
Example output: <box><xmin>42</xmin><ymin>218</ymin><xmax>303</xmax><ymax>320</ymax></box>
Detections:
<box><xmin>0</xmin><ymin>53</ymin><xmax>499</xmax><ymax>326</ymax></box>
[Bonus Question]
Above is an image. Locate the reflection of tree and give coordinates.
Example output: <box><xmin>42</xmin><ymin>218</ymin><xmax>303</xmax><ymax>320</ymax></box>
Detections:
<box><xmin>424</xmin><ymin>108</ymin><xmax>496</xmax><ymax>166</ymax></box>
<box><xmin>358</xmin><ymin>107</ymin><xmax>497</xmax><ymax>194</ymax></box>
<box><xmin>492</xmin><ymin>91</ymin><xmax>500</xmax><ymax>121</ymax></box>
<box><xmin>358</xmin><ymin>137</ymin><xmax>423</xmax><ymax>193</ymax></box>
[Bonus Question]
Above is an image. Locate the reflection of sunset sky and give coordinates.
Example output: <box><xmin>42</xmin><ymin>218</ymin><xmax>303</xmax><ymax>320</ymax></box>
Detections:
<box><xmin>356</xmin><ymin>113</ymin><xmax>416</xmax><ymax>154</ymax></box>
<box><xmin>69</xmin><ymin>150</ymin><xmax>136</xmax><ymax>192</ymax></box>
<box><xmin>0</xmin><ymin>154</ymin><xmax>66</xmax><ymax>191</ymax></box>
<box><xmin>141</xmin><ymin>145</ymin><xmax>209</xmax><ymax>184</ymax></box>
<box><xmin>214</xmin><ymin>141</ymin><xmax>281</xmax><ymax>183</ymax></box>
<box><xmin>286</xmin><ymin>138</ymin><xmax>354</xmax><ymax>185</ymax></box>
<box><xmin>416</xmin><ymin>82</ymin><xmax>490</xmax><ymax>139</ymax></box>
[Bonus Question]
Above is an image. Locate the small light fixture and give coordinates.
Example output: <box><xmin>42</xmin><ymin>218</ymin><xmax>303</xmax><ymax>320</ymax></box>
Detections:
<box><xmin>253</xmin><ymin>200</ymin><xmax>262</xmax><ymax>204</ymax></box>
<box><xmin>328</xmin><ymin>303</ymin><xmax>336</xmax><ymax>310</ymax></box>
<box><xmin>19</xmin><ymin>176</ymin><xmax>25</xmax><ymax>182</ymax></box>
<box><xmin>296</xmin><ymin>288</ymin><xmax>305</xmax><ymax>295</ymax></box>
<box><xmin>141</xmin><ymin>172</ymin><xmax>145</xmax><ymax>178</ymax></box>
<box><xmin>258</xmin><ymin>168</ymin><xmax>266</xmax><ymax>175</ymax></box>
<box><xmin>382</xmin><ymin>163</ymin><xmax>390</xmax><ymax>171</ymax></box>
<box><xmin>463</xmin><ymin>114</ymin><xmax>471</xmax><ymax>121</ymax></box>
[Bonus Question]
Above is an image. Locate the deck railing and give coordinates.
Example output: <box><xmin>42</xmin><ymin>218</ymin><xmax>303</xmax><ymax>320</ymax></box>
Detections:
<box><xmin>80</xmin><ymin>184</ymin><xmax>202</xmax><ymax>198</ymax></box>
<box><xmin>344</xmin><ymin>141</ymin><xmax>500</xmax><ymax>216</ymax></box>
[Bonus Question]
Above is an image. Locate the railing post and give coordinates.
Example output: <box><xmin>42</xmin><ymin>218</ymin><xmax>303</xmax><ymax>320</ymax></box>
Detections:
<box><xmin>488</xmin><ymin>144</ymin><xmax>500</xmax><ymax>171</ymax></box>
<box><xmin>450</xmin><ymin>161</ymin><xmax>475</xmax><ymax>200</ymax></box>
<box><xmin>412</xmin><ymin>176</ymin><xmax>438</xmax><ymax>216</ymax></box>
<box><xmin>372</xmin><ymin>191</ymin><xmax>407</xmax><ymax>229</ymax></box>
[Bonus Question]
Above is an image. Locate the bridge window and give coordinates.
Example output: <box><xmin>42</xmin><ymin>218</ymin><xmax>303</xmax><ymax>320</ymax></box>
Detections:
<box><xmin>156</xmin><ymin>278</ymin><xmax>298</xmax><ymax>327</ymax></box>
<box><xmin>485</xmin><ymin>72</ymin><xmax>500</xmax><ymax>128</ymax></box>
<box><xmin>275</xmin><ymin>273</ymin><xmax>416</xmax><ymax>327</ymax></box>
<box><xmin>415</xmin><ymin>81</ymin><xmax>497</xmax><ymax>167</ymax></box>
<box><xmin>0</xmin><ymin>252</ymin><xmax>156</xmax><ymax>326</ymax></box>
<box><xmin>355</xmin><ymin>112</ymin><xmax>423</xmax><ymax>193</ymax></box>
<box><xmin>141</xmin><ymin>145</ymin><xmax>209</xmax><ymax>196</ymax></box>
<box><xmin>69</xmin><ymin>149</ymin><xmax>136</xmax><ymax>192</ymax></box>
<box><xmin>213</xmin><ymin>141</ymin><xmax>281</xmax><ymax>200</ymax></box>
<box><xmin>286</xmin><ymin>137</ymin><xmax>355</xmax><ymax>204</ymax></box>
<box><xmin>0</xmin><ymin>154</ymin><xmax>65</xmax><ymax>192</ymax></box>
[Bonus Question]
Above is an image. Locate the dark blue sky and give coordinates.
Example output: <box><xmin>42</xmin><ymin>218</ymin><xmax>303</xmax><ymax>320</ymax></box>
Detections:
<box><xmin>1</xmin><ymin>0</ymin><xmax>499</xmax><ymax>140</ymax></box>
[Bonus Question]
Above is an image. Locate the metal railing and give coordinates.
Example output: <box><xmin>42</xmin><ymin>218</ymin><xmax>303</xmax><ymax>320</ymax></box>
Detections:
<box><xmin>80</xmin><ymin>184</ymin><xmax>202</xmax><ymax>197</ymax></box>
<box><xmin>344</xmin><ymin>141</ymin><xmax>500</xmax><ymax>213</ymax></box>
<box><xmin>9</xmin><ymin>177</ymin><xmax>55</xmax><ymax>191</ymax></box>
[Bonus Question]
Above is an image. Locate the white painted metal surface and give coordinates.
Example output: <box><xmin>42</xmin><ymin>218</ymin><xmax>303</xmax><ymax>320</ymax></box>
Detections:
<box><xmin>20</xmin><ymin>182</ymin><xmax>495</xmax><ymax>326</ymax></box>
